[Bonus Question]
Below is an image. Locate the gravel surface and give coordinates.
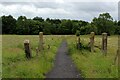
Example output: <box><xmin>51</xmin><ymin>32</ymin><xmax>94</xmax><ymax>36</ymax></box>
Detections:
<box><xmin>46</xmin><ymin>40</ymin><xmax>82</xmax><ymax>78</ymax></box>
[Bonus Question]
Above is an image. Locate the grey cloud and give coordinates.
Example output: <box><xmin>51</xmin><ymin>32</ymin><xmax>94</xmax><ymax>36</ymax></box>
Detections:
<box><xmin>1</xmin><ymin>2</ymin><xmax>62</xmax><ymax>9</ymax></box>
<box><xmin>1</xmin><ymin>2</ymin><xmax>31</xmax><ymax>6</ymax></box>
<box><xmin>118</xmin><ymin>1</ymin><xmax>120</xmax><ymax>20</ymax></box>
<box><xmin>0</xmin><ymin>1</ymin><xmax>118</xmax><ymax>21</ymax></box>
<box><xmin>33</xmin><ymin>2</ymin><xmax>61</xmax><ymax>9</ymax></box>
<box><xmin>63</xmin><ymin>2</ymin><xmax>118</xmax><ymax>21</ymax></box>
<box><xmin>72</xmin><ymin>2</ymin><xmax>117</xmax><ymax>12</ymax></box>
<box><xmin>2</xmin><ymin>2</ymin><xmax>117</xmax><ymax>12</ymax></box>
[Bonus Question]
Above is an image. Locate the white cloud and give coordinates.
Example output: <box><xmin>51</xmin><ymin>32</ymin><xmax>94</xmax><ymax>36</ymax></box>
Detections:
<box><xmin>55</xmin><ymin>0</ymin><xmax>64</xmax><ymax>3</ymax></box>
<box><xmin>0</xmin><ymin>1</ymin><xmax>118</xmax><ymax>21</ymax></box>
<box><xmin>0</xmin><ymin>3</ymin><xmax>70</xmax><ymax>19</ymax></box>
<box><xmin>0</xmin><ymin>0</ymin><xmax>119</xmax><ymax>2</ymax></box>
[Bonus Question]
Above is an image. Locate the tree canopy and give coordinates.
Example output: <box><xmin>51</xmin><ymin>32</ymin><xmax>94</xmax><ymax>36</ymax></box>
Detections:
<box><xmin>1</xmin><ymin>13</ymin><xmax>120</xmax><ymax>35</ymax></box>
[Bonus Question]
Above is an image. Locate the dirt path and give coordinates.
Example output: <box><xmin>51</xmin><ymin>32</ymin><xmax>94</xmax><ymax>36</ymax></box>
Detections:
<box><xmin>46</xmin><ymin>40</ymin><xmax>81</xmax><ymax>78</ymax></box>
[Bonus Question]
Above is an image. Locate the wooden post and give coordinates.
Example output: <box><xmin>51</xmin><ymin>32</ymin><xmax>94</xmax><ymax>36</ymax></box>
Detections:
<box><xmin>118</xmin><ymin>35</ymin><xmax>120</xmax><ymax>55</ymax></box>
<box><xmin>36</xmin><ymin>47</ymin><xmax>39</xmax><ymax>56</ymax></box>
<box><xmin>113</xmin><ymin>35</ymin><xmax>120</xmax><ymax>65</ymax></box>
<box><xmin>24</xmin><ymin>40</ymin><xmax>31</xmax><ymax>59</ymax></box>
<box><xmin>76</xmin><ymin>36</ymin><xmax>80</xmax><ymax>49</ymax></box>
<box><xmin>118</xmin><ymin>35</ymin><xmax>120</xmax><ymax>78</ymax></box>
<box><xmin>90</xmin><ymin>32</ymin><xmax>95</xmax><ymax>52</ymax></box>
<box><xmin>102</xmin><ymin>33</ymin><xmax>107</xmax><ymax>55</ymax></box>
<box><xmin>39</xmin><ymin>32</ymin><xmax>43</xmax><ymax>51</ymax></box>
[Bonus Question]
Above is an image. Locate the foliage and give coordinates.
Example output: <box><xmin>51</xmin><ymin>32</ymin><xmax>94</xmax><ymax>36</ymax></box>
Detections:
<box><xmin>75</xmin><ymin>30</ymin><xmax>80</xmax><ymax>36</ymax></box>
<box><xmin>33</xmin><ymin>16</ymin><xmax>44</xmax><ymax>22</ymax></box>
<box><xmin>2</xmin><ymin>15</ymin><xmax>16</xmax><ymax>34</ymax></box>
<box><xmin>116</xmin><ymin>20</ymin><xmax>120</xmax><ymax>34</ymax></box>
<box><xmin>91</xmin><ymin>13</ymin><xmax>116</xmax><ymax>35</ymax></box>
<box><xmin>1</xmin><ymin>13</ymin><xmax>119</xmax><ymax>35</ymax></box>
<box><xmin>80</xmin><ymin>24</ymin><xmax>97</xmax><ymax>35</ymax></box>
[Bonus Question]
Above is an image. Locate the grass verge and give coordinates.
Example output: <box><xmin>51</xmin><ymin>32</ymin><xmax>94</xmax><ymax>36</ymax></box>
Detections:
<box><xmin>67</xmin><ymin>35</ymin><xmax>118</xmax><ymax>78</ymax></box>
<box><xmin>2</xmin><ymin>35</ymin><xmax>62</xmax><ymax>78</ymax></box>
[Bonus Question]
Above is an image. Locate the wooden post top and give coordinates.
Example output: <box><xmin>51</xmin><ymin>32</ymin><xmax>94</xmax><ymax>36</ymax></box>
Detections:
<box><xmin>90</xmin><ymin>32</ymin><xmax>95</xmax><ymax>38</ymax></box>
<box><xmin>24</xmin><ymin>40</ymin><xmax>29</xmax><ymax>43</ymax></box>
<box><xmin>39</xmin><ymin>32</ymin><xmax>43</xmax><ymax>35</ymax></box>
<box><xmin>102</xmin><ymin>33</ymin><xmax>107</xmax><ymax>39</ymax></box>
<box><xmin>91</xmin><ymin>32</ymin><xmax>95</xmax><ymax>34</ymax></box>
<box><xmin>102</xmin><ymin>33</ymin><xmax>107</xmax><ymax>35</ymax></box>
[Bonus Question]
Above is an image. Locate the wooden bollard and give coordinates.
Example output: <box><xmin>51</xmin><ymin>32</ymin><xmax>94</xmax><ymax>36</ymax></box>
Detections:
<box><xmin>24</xmin><ymin>40</ymin><xmax>31</xmax><ymax>59</ymax></box>
<box><xmin>118</xmin><ymin>35</ymin><xmax>120</xmax><ymax>78</ymax></box>
<box><xmin>118</xmin><ymin>35</ymin><xmax>120</xmax><ymax>66</ymax></box>
<box><xmin>102</xmin><ymin>33</ymin><xmax>107</xmax><ymax>55</ymax></box>
<box><xmin>36</xmin><ymin>47</ymin><xmax>39</xmax><ymax>56</ymax></box>
<box><xmin>76</xmin><ymin>36</ymin><xmax>80</xmax><ymax>49</ymax></box>
<box><xmin>90</xmin><ymin>32</ymin><xmax>95</xmax><ymax>52</ymax></box>
<box><xmin>39</xmin><ymin>32</ymin><xmax>43</xmax><ymax>51</ymax></box>
<box><xmin>118</xmin><ymin>35</ymin><xmax>120</xmax><ymax>53</ymax></box>
<box><xmin>113</xmin><ymin>35</ymin><xmax>120</xmax><ymax>65</ymax></box>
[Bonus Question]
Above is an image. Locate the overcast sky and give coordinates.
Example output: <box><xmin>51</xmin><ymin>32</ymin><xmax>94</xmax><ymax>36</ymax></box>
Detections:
<box><xmin>0</xmin><ymin>0</ymin><xmax>119</xmax><ymax>22</ymax></box>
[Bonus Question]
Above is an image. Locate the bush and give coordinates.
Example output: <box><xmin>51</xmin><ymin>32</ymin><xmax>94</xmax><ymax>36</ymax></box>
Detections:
<box><xmin>75</xmin><ymin>30</ymin><xmax>80</xmax><ymax>36</ymax></box>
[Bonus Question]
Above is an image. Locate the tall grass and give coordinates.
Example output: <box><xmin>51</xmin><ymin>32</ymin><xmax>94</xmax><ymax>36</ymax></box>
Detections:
<box><xmin>2</xmin><ymin>35</ymin><xmax>62</xmax><ymax>78</ymax></box>
<box><xmin>2</xmin><ymin>35</ymin><xmax>118</xmax><ymax>78</ymax></box>
<box><xmin>67</xmin><ymin>35</ymin><xmax>118</xmax><ymax>78</ymax></box>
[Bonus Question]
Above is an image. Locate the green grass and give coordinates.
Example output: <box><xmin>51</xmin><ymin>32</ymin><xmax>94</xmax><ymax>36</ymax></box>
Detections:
<box><xmin>67</xmin><ymin>35</ymin><xmax>118</xmax><ymax>78</ymax></box>
<box><xmin>2</xmin><ymin>35</ymin><xmax>62</xmax><ymax>78</ymax></box>
<box><xmin>0</xmin><ymin>35</ymin><xmax>2</xmax><ymax>79</ymax></box>
<box><xmin>2</xmin><ymin>35</ymin><xmax>118</xmax><ymax>78</ymax></box>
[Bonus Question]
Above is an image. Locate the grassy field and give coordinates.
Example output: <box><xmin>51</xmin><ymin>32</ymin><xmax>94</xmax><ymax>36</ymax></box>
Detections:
<box><xmin>2</xmin><ymin>35</ymin><xmax>63</xmax><ymax>78</ymax></box>
<box><xmin>67</xmin><ymin>35</ymin><xmax>118</xmax><ymax>78</ymax></box>
<box><xmin>2</xmin><ymin>35</ymin><xmax>118</xmax><ymax>78</ymax></box>
<box><xmin>0</xmin><ymin>35</ymin><xmax>2</xmax><ymax>79</ymax></box>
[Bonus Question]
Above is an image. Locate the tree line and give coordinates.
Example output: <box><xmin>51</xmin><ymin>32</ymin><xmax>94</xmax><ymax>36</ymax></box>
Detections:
<box><xmin>1</xmin><ymin>12</ymin><xmax>120</xmax><ymax>35</ymax></box>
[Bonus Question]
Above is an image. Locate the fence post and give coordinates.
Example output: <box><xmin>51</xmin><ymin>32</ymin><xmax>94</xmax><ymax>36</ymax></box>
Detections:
<box><xmin>114</xmin><ymin>35</ymin><xmax>120</xmax><ymax>63</ymax></box>
<box><xmin>39</xmin><ymin>32</ymin><xmax>43</xmax><ymax>51</ymax></box>
<box><xmin>36</xmin><ymin>47</ymin><xmax>39</xmax><ymax>56</ymax></box>
<box><xmin>118</xmin><ymin>35</ymin><xmax>120</xmax><ymax>77</ymax></box>
<box><xmin>76</xmin><ymin>36</ymin><xmax>80</xmax><ymax>49</ymax></box>
<box><xmin>118</xmin><ymin>35</ymin><xmax>120</xmax><ymax>56</ymax></box>
<box><xmin>24</xmin><ymin>40</ymin><xmax>32</xmax><ymax>59</ymax></box>
<box><xmin>102</xmin><ymin>33</ymin><xmax>107</xmax><ymax>55</ymax></box>
<box><xmin>90</xmin><ymin>32</ymin><xmax>95</xmax><ymax>52</ymax></box>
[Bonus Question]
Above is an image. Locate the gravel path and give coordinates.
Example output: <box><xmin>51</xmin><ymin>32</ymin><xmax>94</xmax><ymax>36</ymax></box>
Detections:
<box><xmin>46</xmin><ymin>40</ymin><xmax>81</xmax><ymax>78</ymax></box>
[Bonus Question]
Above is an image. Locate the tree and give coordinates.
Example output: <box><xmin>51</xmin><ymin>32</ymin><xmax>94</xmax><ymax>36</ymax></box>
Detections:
<box><xmin>115</xmin><ymin>20</ymin><xmax>120</xmax><ymax>34</ymax></box>
<box><xmin>42</xmin><ymin>21</ymin><xmax>52</xmax><ymax>35</ymax></box>
<box><xmin>16</xmin><ymin>16</ymin><xmax>29</xmax><ymax>34</ymax></box>
<box><xmin>33</xmin><ymin>16</ymin><xmax>44</xmax><ymax>22</ymax></box>
<box><xmin>2</xmin><ymin>15</ymin><xmax>16</xmax><ymax>34</ymax></box>
<box><xmin>81</xmin><ymin>24</ymin><xmax>97</xmax><ymax>35</ymax></box>
<box><xmin>61</xmin><ymin>20</ymin><xmax>73</xmax><ymax>34</ymax></box>
<box><xmin>79</xmin><ymin>20</ymin><xmax>88</xmax><ymax>27</ymax></box>
<box><xmin>27</xmin><ymin>19</ymin><xmax>40</xmax><ymax>35</ymax></box>
<box><xmin>72</xmin><ymin>22</ymin><xmax>80</xmax><ymax>34</ymax></box>
<box><xmin>1</xmin><ymin>13</ymin><xmax>118</xmax><ymax>35</ymax></box>
<box><xmin>92</xmin><ymin>13</ymin><xmax>115</xmax><ymax>35</ymax></box>
<box><xmin>75</xmin><ymin>30</ymin><xmax>80</xmax><ymax>36</ymax></box>
<box><xmin>46</xmin><ymin>18</ymin><xmax>51</xmax><ymax>22</ymax></box>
